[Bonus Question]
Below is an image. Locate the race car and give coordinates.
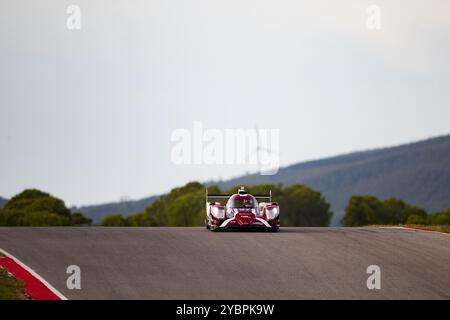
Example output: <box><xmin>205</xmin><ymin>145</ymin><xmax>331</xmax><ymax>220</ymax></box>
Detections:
<box><xmin>205</xmin><ymin>187</ymin><xmax>280</xmax><ymax>231</ymax></box>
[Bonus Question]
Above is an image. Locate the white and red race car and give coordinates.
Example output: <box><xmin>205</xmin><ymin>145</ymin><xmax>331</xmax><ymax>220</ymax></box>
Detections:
<box><xmin>205</xmin><ymin>187</ymin><xmax>280</xmax><ymax>231</ymax></box>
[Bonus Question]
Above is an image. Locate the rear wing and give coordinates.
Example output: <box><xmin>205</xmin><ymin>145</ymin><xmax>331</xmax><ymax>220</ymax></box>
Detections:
<box><xmin>206</xmin><ymin>189</ymin><xmax>272</xmax><ymax>203</ymax></box>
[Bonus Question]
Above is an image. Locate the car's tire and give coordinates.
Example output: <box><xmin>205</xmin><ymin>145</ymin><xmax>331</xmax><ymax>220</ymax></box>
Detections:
<box><xmin>210</xmin><ymin>225</ymin><xmax>218</xmax><ymax>232</ymax></box>
<box><xmin>205</xmin><ymin>218</ymin><xmax>210</xmax><ymax>229</ymax></box>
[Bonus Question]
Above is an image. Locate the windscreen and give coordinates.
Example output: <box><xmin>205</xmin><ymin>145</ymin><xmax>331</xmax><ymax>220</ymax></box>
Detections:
<box><xmin>228</xmin><ymin>196</ymin><xmax>257</xmax><ymax>209</ymax></box>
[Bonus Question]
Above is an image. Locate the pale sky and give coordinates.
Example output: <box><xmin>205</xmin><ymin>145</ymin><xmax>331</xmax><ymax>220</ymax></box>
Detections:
<box><xmin>1</xmin><ymin>0</ymin><xmax>450</xmax><ymax>206</ymax></box>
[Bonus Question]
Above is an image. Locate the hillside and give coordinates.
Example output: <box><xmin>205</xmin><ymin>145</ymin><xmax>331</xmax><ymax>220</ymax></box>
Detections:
<box><xmin>0</xmin><ymin>197</ymin><xmax>7</xmax><ymax>208</ymax></box>
<box><xmin>213</xmin><ymin>134</ymin><xmax>450</xmax><ymax>225</ymax></box>
<box><xmin>74</xmin><ymin>195</ymin><xmax>159</xmax><ymax>224</ymax></box>
<box><xmin>63</xmin><ymin>134</ymin><xmax>450</xmax><ymax>226</ymax></box>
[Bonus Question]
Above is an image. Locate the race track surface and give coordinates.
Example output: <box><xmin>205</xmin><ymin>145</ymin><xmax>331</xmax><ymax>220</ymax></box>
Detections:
<box><xmin>0</xmin><ymin>227</ymin><xmax>449</xmax><ymax>299</ymax></box>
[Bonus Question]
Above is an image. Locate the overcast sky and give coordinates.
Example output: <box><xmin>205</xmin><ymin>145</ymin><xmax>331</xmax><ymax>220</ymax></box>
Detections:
<box><xmin>1</xmin><ymin>0</ymin><xmax>450</xmax><ymax>206</ymax></box>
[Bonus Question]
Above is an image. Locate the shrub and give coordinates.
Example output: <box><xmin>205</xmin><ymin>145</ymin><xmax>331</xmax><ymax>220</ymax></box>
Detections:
<box><xmin>101</xmin><ymin>214</ymin><xmax>128</xmax><ymax>226</ymax></box>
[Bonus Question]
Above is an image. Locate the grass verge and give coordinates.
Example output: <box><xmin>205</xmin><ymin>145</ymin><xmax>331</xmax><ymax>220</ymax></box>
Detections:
<box><xmin>0</xmin><ymin>266</ymin><xmax>30</xmax><ymax>300</ymax></box>
<box><xmin>0</xmin><ymin>252</ymin><xmax>30</xmax><ymax>300</ymax></box>
<box><xmin>400</xmin><ymin>225</ymin><xmax>450</xmax><ymax>233</ymax></box>
<box><xmin>370</xmin><ymin>225</ymin><xmax>450</xmax><ymax>234</ymax></box>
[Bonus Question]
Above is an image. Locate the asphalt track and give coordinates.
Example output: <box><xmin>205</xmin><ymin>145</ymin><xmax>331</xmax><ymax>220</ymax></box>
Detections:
<box><xmin>0</xmin><ymin>227</ymin><xmax>449</xmax><ymax>299</ymax></box>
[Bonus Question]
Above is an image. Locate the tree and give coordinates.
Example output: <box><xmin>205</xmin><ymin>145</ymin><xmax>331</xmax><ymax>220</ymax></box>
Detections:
<box><xmin>381</xmin><ymin>198</ymin><xmax>427</xmax><ymax>224</ymax></box>
<box><xmin>342</xmin><ymin>196</ymin><xmax>383</xmax><ymax>226</ymax></box>
<box><xmin>127</xmin><ymin>181</ymin><xmax>211</xmax><ymax>227</ymax></box>
<box><xmin>381</xmin><ymin>198</ymin><xmax>408</xmax><ymax>224</ymax></box>
<box><xmin>342</xmin><ymin>195</ymin><xmax>430</xmax><ymax>226</ymax></box>
<box><xmin>428</xmin><ymin>208</ymin><xmax>450</xmax><ymax>225</ymax></box>
<box><xmin>166</xmin><ymin>192</ymin><xmax>204</xmax><ymax>226</ymax></box>
<box><xmin>401</xmin><ymin>206</ymin><xmax>427</xmax><ymax>223</ymax></box>
<box><xmin>0</xmin><ymin>189</ymin><xmax>73</xmax><ymax>226</ymax></box>
<box><xmin>71</xmin><ymin>212</ymin><xmax>92</xmax><ymax>226</ymax></box>
<box><xmin>281</xmin><ymin>185</ymin><xmax>332</xmax><ymax>226</ymax></box>
<box><xmin>101</xmin><ymin>214</ymin><xmax>127</xmax><ymax>226</ymax></box>
<box><xmin>4</xmin><ymin>189</ymin><xmax>71</xmax><ymax>218</ymax></box>
<box><xmin>126</xmin><ymin>212</ymin><xmax>153</xmax><ymax>226</ymax></box>
<box><xmin>406</xmin><ymin>214</ymin><xmax>427</xmax><ymax>225</ymax></box>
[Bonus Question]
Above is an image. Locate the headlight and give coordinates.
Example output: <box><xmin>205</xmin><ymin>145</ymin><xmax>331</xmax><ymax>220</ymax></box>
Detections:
<box><xmin>267</xmin><ymin>207</ymin><xmax>279</xmax><ymax>220</ymax></box>
<box><xmin>211</xmin><ymin>207</ymin><xmax>225</xmax><ymax>219</ymax></box>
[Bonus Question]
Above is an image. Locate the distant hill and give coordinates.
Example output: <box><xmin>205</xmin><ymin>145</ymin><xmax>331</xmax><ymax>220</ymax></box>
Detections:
<box><xmin>72</xmin><ymin>134</ymin><xmax>450</xmax><ymax>226</ymax></box>
<box><xmin>0</xmin><ymin>197</ymin><xmax>8</xmax><ymax>208</ymax></box>
<box><xmin>211</xmin><ymin>134</ymin><xmax>450</xmax><ymax>226</ymax></box>
<box><xmin>74</xmin><ymin>195</ymin><xmax>159</xmax><ymax>224</ymax></box>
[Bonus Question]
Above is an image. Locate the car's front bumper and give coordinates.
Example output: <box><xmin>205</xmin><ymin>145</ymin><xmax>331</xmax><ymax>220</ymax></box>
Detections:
<box><xmin>213</xmin><ymin>217</ymin><xmax>279</xmax><ymax>231</ymax></box>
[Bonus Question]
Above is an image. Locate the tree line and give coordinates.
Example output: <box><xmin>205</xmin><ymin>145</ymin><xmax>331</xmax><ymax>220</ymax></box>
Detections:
<box><xmin>1</xmin><ymin>185</ymin><xmax>449</xmax><ymax>228</ymax></box>
<box><xmin>101</xmin><ymin>182</ymin><xmax>333</xmax><ymax>227</ymax></box>
<box><xmin>341</xmin><ymin>195</ymin><xmax>450</xmax><ymax>226</ymax></box>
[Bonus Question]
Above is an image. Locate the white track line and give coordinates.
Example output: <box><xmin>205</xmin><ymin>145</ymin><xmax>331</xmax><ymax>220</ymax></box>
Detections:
<box><xmin>390</xmin><ymin>226</ymin><xmax>450</xmax><ymax>236</ymax></box>
<box><xmin>0</xmin><ymin>247</ymin><xmax>68</xmax><ymax>300</ymax></box>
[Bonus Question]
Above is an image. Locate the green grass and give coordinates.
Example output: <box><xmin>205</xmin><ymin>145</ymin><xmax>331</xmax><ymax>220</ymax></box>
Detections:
<box><xmin>0</xmin><ymin>266</ymin><xmax>30</xmax><ymax>300</ymax></box>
